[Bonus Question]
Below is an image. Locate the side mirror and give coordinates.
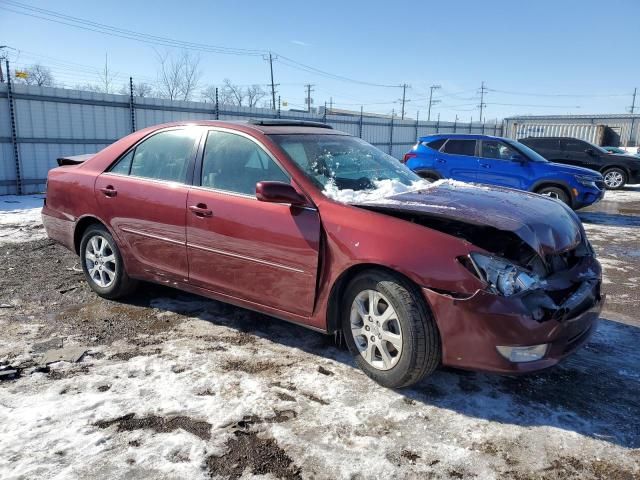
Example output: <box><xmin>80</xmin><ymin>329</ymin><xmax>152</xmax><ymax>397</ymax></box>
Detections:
<box><xmin>256</xmin><ymin>181</ymin><xmax>307</xmax><ymax>206</ymax></box>
<box><xmin>585</xmin><ymin>148</ymin><xmax>595</xmax><ymax>156</ymax></box>
<box><xmin>510</xmin><ymin>153</ymin><xmax>526</xmax><ymax>163</ymax></box>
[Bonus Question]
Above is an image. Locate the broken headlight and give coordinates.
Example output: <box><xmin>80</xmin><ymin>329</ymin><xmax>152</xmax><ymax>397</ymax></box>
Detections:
<box><xmin>469</xmin><ymin>253</ymin><xmax>541</xmax><ymax>297</ymax></box>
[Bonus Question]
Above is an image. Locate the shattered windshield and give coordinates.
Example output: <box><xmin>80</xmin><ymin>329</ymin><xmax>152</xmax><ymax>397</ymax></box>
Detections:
<box><xmin>269</xmin><ymin>134</ymin><xmax>425</xmax><ymax>201</ymax></box>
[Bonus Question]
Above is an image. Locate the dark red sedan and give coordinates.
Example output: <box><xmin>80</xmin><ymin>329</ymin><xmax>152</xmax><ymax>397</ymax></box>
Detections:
<box><xmin>42</xmin><ymin>120</ymin><xmax>603</xmax><ymax>388</ymax></box>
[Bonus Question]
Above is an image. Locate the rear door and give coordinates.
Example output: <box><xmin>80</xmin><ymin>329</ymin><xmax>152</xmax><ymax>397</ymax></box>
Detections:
<box><xmin>438</xmin><ymin>139</ymin><xmax>478</xmax><ymax>182</ymax></box>
<box><xmin>94</xmin><ymin>127</ymin><xmax>201</xmax><ymax>282</ymax></box>
<box><xmin>186</xmin><ymin>129</ymin><xmax>321</xmax><ymax>317</ymax></box>
<box><xmin>476</xmin><ymin>139</ymin><xmax>532</xmax><ymax>189</ymax></box>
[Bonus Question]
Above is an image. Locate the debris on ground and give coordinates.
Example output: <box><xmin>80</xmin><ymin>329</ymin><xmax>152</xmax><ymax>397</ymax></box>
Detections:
<box><xmin>40</xmin><ymin>346</ymin><xmax>87</xmax><ymax>365</ymax></box>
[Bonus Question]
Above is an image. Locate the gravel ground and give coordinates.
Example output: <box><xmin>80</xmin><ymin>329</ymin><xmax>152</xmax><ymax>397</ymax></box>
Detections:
<box><xmin>1</xmin><ymin>189</ymin><xmax>639</xmax><ymax>480</ymax></box>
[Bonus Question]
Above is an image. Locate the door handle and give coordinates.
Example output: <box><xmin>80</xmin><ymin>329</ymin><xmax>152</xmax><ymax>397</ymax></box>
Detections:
<box><xmin>436</xmin><ymin>159</ymin><xmax>446</xmax><ymax>164</ymax></box>
<box><xmin>480</xmin><ymin>163</ymin><xmax>491</xmax><ymax>168</ymax></box>
<box><xmin>100</xmin><ymin>185</ymin><xmax>117</xmax><ymax>197</ymax></box>
<box><xmin>189</xmin><ymin>204</ymin><xmax>213</xmax><ymax>217</ymax></box>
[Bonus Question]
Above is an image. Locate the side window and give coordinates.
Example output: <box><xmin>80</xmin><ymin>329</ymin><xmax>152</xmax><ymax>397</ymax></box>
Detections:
<box><xmin>201</xmin><ymin>130</ymin><xmax>289</xmax><ymax>195</ymax></box>
<box><xmin>110</xmin><ymin>150</ymin><xmax>134</xmax><ymax>175</ymax></box>
<box><xmin>564</xmin><ymin>139</ymin><xmax>589</xmax><ymax>153</ymax></box>
<box><xmin>443</xmin><ymin>139</ymin><xmax>476</xmax><ymax>156</ymax></box>
<box><xmin>125</xmin><ymin>129</ymin><xmax>197</xmax><ymax>183</ymax></box>
<box><xmin>480</xmin><ymin>140</ymin><xmax>517</xmax><ymax>160</ymax></box>
<box><xmin>424</xmin><ymin>138</ymin><xmax>446</xmax><ymax>151</ymax></box>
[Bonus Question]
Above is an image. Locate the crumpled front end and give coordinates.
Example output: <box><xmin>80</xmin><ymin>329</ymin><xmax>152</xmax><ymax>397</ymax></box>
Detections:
<box><xmin>424</xmin><ymin>242</ymin><xmax>603</xmax><ymax>373</ymax></box>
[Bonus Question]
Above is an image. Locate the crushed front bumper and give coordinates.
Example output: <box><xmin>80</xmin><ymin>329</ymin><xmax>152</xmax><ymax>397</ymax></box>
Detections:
<box><xmin>423</xmin><ymin>255</ymin><xmax>603</xmax><ymax>374</ymax></box>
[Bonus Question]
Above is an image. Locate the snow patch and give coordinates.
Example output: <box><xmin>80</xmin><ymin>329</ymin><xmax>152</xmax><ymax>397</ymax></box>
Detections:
<box><xmin>322</xmin><ymin>178</ymin><xmax>484</xmax><ymax>205</ymax></box>
<box><xmin>0</xmin><ymin>195</ymin><xmax>46</xmax><ymax>244</ymax></box>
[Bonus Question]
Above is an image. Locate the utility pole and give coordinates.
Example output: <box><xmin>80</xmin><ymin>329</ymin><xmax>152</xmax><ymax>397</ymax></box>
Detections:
<box><xmin>305</xmin><ymin>84</ymin><xmax>314</xmax><ymax>113</ymax></box>
<box><xmin>266</xmin><ymin>52</ymin><xmax>278</xmax><ymax>110</ymax></box>
<box><xmin>0</xmin><ymin>45</ymin><xmax>8</xmax><ymax>83</ymax></box>
<box><xmin>427</xmin><ymin>84</ymin><xmax>441</xmax><ymax>121</ymax></box>
<box><xmin>629</xmin><ymin>87</ymin><xmax>638</xmax><ymax>147</ymax></box>
<box><xmin>400</xmin><ymin>83</ymin><xmax>408</xmax><ymax>120</ymax></box>
<box><xmin>629</xmin><ymin>87</ymin><xmax>637</xmax><ymax>114</ymax></box>
<box><xmin>329</xmin><ymin>97</ymin><xmax>333</xmax><ymax>113</ymax></box>
<box><xmin>478</xmin><ymin>81</ymin><xmax>488</xmax><ymax>123</ymax></box>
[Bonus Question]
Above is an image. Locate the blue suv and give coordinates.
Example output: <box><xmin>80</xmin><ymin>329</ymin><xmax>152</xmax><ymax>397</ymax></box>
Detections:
<box><xmin>403</xmin><ymin>134</ymin><xmax>605</xmax><ymax>209</ymax></box>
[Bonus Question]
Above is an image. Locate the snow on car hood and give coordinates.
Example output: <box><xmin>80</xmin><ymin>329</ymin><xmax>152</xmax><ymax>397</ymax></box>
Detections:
<box><xmin>326</xmin><ymin>179</ymin><xmax>583</xmax><ymax>257</ymax></box>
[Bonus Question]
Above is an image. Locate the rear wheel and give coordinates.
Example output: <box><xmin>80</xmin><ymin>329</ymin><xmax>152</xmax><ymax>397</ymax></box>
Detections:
<box><xmin>341</xmin><ymin>270</ymin><xmax>441</xmax><ymax>388</ymax></box>
<box><xmin>536</xmin><ymin>186</ymin><xmax>570</xmax><ymax>206</ymax></box>
<box><xmin>80</xmin><ymin>225</ymin><xmax>137</xmax><ymax>299</ymax></box>
<box><xmin>602</xmin><ymin>167</ymin><xmax>626</xmax><ymax>189</ymax></box>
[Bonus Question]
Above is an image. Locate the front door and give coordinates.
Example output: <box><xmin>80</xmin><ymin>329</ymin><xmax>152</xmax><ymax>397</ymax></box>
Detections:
<box><xmin>186</xmin><ymin>129</ymin><xmax>321</xmax><ymax>317</ymax></box>
<box><xmin>94</xmin><ymin>127</ymin><xmax>201</xmax><ymax>282</ymax></box>
<box><xmin>476</xmin><ymin>139</ymin><xmax>531</xmax><ymax>189</ymax></box>
<box><xmin>438</xmin><ymin>138</ymin><xmax>478</xmax><ymax>182</ymax></box>
<box><xmin>561</xmin><ymin>138</ymin><xmax>600</xmax><ymax>169</ymax></box>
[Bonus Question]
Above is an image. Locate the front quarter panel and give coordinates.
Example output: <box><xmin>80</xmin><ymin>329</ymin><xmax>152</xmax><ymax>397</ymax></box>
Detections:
<box><xmin>310</xmin><ymin>199</ymin><xmax>486</xmax><ymax>329</ymax></box>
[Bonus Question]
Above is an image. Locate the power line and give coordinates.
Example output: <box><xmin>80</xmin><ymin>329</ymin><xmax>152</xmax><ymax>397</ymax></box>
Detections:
<box><xmin>0</xmin><ymin>0</ymin><xmax>404</xmax><ymax>89</ymax></box>
<box><xmin>487</xmin><ymin>87</ymin><xmax>628</xmax><ymax>98</ymax></box>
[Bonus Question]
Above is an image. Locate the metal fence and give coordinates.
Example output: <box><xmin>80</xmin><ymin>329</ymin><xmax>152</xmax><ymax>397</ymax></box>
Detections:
<box><xmin>0</xmin><ymin>81</ymin><xmax>503</xmax><ymax>195</ymax></box>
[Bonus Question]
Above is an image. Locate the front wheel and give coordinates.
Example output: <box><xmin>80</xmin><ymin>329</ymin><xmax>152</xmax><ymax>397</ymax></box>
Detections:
<box><xmin>79</xmin><ymin>224</ymin><xmax>137</xmax><ymax>299</ymax></box>
<box><xmin>341</xmin><ymin>270</ymin><xmax>441</xmax><ymax>388</ymax></box>
<box><xmin>602</xmin><ymin>167</ymin><xmax>627</xmax><ymax>190</ymax></box>
<box><xmin>536</xmin><ymin>186</ymin><xmax>570</xmax><ymax>206</ymax></box>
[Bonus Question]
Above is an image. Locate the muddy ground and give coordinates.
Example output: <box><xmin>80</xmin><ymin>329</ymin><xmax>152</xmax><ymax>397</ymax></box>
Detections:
<box><xmin>1</xmin><ymin>190</ymin><xmax>640</xmax><ymax>479</ymax></box>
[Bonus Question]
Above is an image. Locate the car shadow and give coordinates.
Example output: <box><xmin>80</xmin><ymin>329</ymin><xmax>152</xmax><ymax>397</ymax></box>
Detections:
<box><xmin>121</xmin><ymin>284</ymin><xmax>640</xmax><ymax>449</ymax></box>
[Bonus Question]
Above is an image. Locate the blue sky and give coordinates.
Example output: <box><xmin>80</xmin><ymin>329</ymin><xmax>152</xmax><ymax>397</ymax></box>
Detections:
<box><xmin>1</xmin><ymin>0</ymin><xmax>639</xmax><ymax>121</ymax></box>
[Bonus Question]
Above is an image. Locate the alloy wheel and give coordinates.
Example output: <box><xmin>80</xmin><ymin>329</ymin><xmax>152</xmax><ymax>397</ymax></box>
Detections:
<box><xmin>350</xmin><ymin>289</ymin><xmax>403</xmax><ymax>371</ymax></box>
<box><xmin>604</xmin><ymin>170</ymin><xmax>624</xmax><ymax>188</ymax></box>
<box><xmin>85</xmin><ymin>235</ymin><xmax>117</xmax><ymax>288</ymax></box>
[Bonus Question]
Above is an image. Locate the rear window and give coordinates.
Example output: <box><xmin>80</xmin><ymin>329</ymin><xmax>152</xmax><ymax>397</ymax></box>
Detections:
<box><xmin>423</xmin><ymin>138</ymin><xmax>446</xmax><ymax>151</ymax></box>
<box><xmin>443</xmin><ymin>139</ymin><xmax>476</xmax><ymax>156</ymax></box>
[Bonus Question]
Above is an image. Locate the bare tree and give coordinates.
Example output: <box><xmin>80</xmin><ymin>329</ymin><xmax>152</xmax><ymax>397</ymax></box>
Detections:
<box><xmin>119</xmin><ymin>81</ymin><xmax>154</xmax><ymax>97</ymax></box>
<box><xmin>180</xmin><ymin>52</ymin><xmax>201</xmax><ymax>101</ymax></box>
<box><xmin>156</xmin><ymin>50</ymin><xmax>201</xmax><ymax>101</ymax></box>
<box><xmin>246</xmin><ymin>84</ymin><xmax>266</xmax><ymax>108</ymax></box>
<box><xmin>97</xmin><ymin>54</ymin><xmax>118</xmax><ymax>94</ymax></box>
<box><xmin>222</xmin><ymin>78</ymin><xmax>246</xmax><ymax>106</ymax></box>
<box><xmin>201</xmin><ymin>85</ymin><xmax>218</xmax><ymax>103</ymax></box>
<box><xmin>17</xmin><ymin>63</ymin><xmax>54</xmax><ymax>86</ymax></box>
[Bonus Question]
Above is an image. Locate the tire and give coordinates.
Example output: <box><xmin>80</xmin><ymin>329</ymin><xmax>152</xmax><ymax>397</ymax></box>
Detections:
<box><xmin>536</xmin><ymin>186</ymin><xmax>570</xmax><ymax>206</ymax></box>
<box><xmin>602</xmin><ymin>167</ymin><xmax>627</xmax><ymax>190</ymax></box>
<box><xmin>79</xmin><ymin>224</ymin><xmax>137</xmax><ymax>299</ymax></box>
<box><xmin>341</xmin><ymin>270</ymin><xmax>441</xmax><ymax>388</ymax></box>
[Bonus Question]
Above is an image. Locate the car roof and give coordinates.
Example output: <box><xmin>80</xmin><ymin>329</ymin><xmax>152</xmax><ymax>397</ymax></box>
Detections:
<box><xmin>418</xmin><ymin>133</ymin><xmax>506</xmax><ymax>142</ymax></box>
<box><xmin>140</xmin><ymin>119</ymin><xmax>350</xmax><ymax>136</ymax></box>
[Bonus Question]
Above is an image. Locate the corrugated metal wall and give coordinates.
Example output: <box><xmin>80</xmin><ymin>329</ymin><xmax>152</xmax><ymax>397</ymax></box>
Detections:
<box><xmin>0</xmin><ymin>83</ymin><xmax>503</xmax><ymax>195</ymax></box>
<box><xmin>504</xmin><ymin>115</ymin><xmax>640</xmax><ymax>147</ymax></box>
<box><xmin>506</xmin><ymin>123</ymin><xmax>605</xmax><ymax>144</ymax></box>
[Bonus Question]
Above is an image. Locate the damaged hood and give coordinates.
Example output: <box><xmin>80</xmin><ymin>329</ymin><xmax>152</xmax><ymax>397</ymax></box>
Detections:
<box><xmin>357</xmin><ymin>181</ymin><xmax>583</xmax><ymax>257</ymax></box>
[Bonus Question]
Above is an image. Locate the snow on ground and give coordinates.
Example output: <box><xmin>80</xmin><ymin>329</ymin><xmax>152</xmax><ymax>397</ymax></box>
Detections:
<box><xmin>0</xmin><ymin>195</ymin><xmax>46</xmax><ymax>244</ymax></box>
<box><xmin>601</xmin><ymin>184</ymin><xmax>640</xmax><ymax>203</ymax></box>
<box><xmin>2</xmin><ymin>308</ymin><xmax>640</xmax><ymax>480</ymax></box>
<box><xmin>1</xmin><ymin>191</ymin><xmax>640</xmax><ymax>479</ymax></box>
